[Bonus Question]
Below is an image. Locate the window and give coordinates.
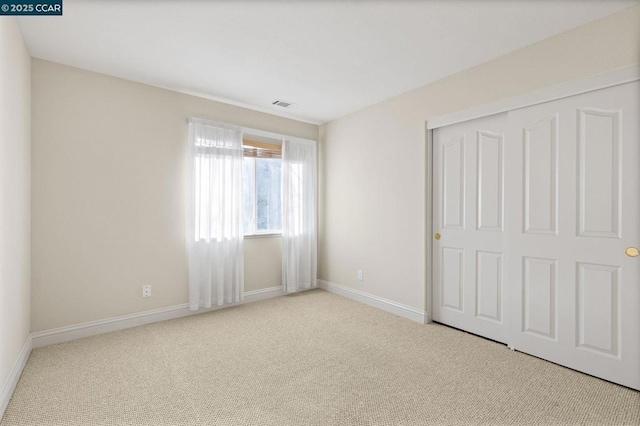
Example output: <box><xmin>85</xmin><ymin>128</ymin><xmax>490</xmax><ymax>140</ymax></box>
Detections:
<box><xmin>243</xmin><ymin>140</ymin><xmax>282</xmax><ymax>235</ymax></box>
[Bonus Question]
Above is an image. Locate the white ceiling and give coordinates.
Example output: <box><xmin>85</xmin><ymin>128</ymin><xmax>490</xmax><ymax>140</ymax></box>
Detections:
<box><xmin>18</xmin><ymin>0</ymin><xmax>638</xmax><ymax>124</ymax></box>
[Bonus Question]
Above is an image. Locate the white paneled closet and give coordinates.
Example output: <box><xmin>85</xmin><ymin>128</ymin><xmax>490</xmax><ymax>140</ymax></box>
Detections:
<box><xmin>431</xmin><ymin>79</ymin><xmax>640</xmax><ymax>390</ymax></box>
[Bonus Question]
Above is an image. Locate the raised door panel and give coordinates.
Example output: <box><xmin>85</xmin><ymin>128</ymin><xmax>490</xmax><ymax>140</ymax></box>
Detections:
<box><xmin>476</xmin><ymin>131</ymin><xmax>503</xmax><ymax>232</ymax></box>
<box><xmin>523</xmin><ymin>115</ymin><xmax>558</xmax><ymax>235</ymax></box>
<box><xmin>442</xmin><ymin>136</ymin><xmax>466</xmax><ymax>230</ymax></box>
<box><xmin>442</xmin><ymin>248</ymin><xmax>464</xmax><ymax>312</ymax></box>
<box><xmin>576</xmin><ymin>263</ymin><xmax>620</xmax><ymax>358</ymax></box>
<box><xmin>522</xmin><ymin>257</ymin><xmax>557</xmax><ymax>340</ymax></box>
<box><xmin>476</xmin><ymin>251</ymin><xmax>502</xmax><ymax>322</ymax></box>
<box><xmin>578</xmin><ymin>108</ymin><xmax>621</xmax><ymax>239</ymax></box>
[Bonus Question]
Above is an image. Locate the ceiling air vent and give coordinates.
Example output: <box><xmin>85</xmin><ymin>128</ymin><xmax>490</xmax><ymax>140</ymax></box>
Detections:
<box><xmin>272</xmin><ymin>99</ymin><xmax>294</xmax><ymax>108</ymax></box>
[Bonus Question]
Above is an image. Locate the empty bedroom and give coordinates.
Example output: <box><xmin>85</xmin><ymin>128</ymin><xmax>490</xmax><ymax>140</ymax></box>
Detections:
<box><xmin>1</xmin><ymin>0</ymin><xmax>639</xmax><ymax>424</ymax></box>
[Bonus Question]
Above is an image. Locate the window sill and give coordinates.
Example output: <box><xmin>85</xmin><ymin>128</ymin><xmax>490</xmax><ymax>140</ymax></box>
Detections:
<box><xmin>244</xmin><ymin>233</ymin><xmax>282</xmax><ymax>239</ymax></box>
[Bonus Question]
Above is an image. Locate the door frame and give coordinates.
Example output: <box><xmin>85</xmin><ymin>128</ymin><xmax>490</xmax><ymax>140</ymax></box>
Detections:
<box><xmin>424</xmin><ymin>65</ymin><xmax>640</xmax><ymax>323</ymax></box>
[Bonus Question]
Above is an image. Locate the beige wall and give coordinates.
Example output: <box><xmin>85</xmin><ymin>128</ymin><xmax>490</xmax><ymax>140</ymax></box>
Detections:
<box><xmin>244</xmin><ymin>237</ymin><xmax>282</xmax><ymax>293</ymax></box>
<box><xmin>319</xmin><ymin>6</ymin><xmax>640</xmax><ymax>311</ymax></box>
<box><xmin>0</xmin><ymin>18</ymin><xmax>31</xmax><ymax>388</ymax></box>
<box><xmin>31</xmin><ymin>60</ymin><xmax>315</xmax><ymax>332</ymax></box>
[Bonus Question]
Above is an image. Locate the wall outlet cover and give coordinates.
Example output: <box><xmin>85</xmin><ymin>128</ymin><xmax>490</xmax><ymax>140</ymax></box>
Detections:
<box><xmin>142</xmin><ymin>285</ymin><xmax>152</xmax><ymax>298</ymax></box>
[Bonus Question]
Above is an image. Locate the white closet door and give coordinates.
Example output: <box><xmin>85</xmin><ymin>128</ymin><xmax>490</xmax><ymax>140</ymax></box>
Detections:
<box><xmin>433</xmin><ymin>113</ymin><xmax>508</xmax><ymax>344</ymax></box>
<box><xmin>505</xmin><ymin>81</ymin><xmax>640</xmax><ymax>390</ymax></box>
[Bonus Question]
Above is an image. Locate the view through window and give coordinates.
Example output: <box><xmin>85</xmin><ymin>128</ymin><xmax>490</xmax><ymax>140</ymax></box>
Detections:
<box><xmin>243</xmin><ymin>140</ymin><xmax>282</xmax><ymax>235</ymax></box>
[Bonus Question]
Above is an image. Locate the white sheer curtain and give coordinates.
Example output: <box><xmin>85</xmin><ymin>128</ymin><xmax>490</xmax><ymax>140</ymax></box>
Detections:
<box><xmin>281</xmin><ymin>139</ymin><xmax>317</xmax><ymax>293</ymax></box>
<box><xmin>187</xmin><ymin>118</ymin><xmax>244</xmax><ymax>310</ymax></box>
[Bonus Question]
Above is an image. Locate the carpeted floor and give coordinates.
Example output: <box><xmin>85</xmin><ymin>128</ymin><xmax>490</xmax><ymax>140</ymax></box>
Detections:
<box><xmin>2</xmin><ymin>290</ymin><xmax>639</xmax><ymax>426</ymax></box>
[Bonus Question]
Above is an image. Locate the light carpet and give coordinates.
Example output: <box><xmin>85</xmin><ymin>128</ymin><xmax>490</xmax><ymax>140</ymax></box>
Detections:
<box><xmin>2</xmin><ymin>289</ymin><xmax>639</xmax><ymax>425</ymax></box>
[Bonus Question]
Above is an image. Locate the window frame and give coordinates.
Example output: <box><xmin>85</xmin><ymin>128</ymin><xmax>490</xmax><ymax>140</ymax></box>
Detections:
<box><xmin>243</xmin><ymin>156</ymin><xmax>282</xmax><ymax>237</ymax></box>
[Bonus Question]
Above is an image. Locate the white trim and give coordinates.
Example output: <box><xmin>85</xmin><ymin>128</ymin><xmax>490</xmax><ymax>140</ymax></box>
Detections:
<box><xmin>0</xmin><ymin>336</ymin><xmax>32</xmax><ymax>420</ymax></box>
<box><xmin>241</xmin><ymin>128</ymin><xmax>315</xmax><ymax>146</ymax></box>
<box><xmin>243</xmin><ymin>286</ymin><xmax>284</xmax><ymax>298</ymax></box>
<box><xmin>318</xmin><ymin>280</ymin><xmax>427</xmax><ymax>324</ymax></box>
<box><xmin>427</xmin><ymin>65</ymin><xmax>640</xmax><ymax>129</ymax></box>
<box><xmin>239</xmin><ymin>127</ymin><xmax>315</xmax><ymax>146</ymax></box>
<box><xmin>187</xmin><ymin>117</ymin><xmax>317</xmax><ymax>145</ymax></box>
<box><xmin>31</xmin><ymin>286</ymin><xmax>284</xmax><ymax>349</ymax></box>
<box><xmin>244</xmin><ymin>233</ymin><xmax>282</xmax><ymax>239</ymax></box>
<box><xmin>424</xmin><ymin>125</ymin><xmax>434</xmax><ymax>324</ymax></box>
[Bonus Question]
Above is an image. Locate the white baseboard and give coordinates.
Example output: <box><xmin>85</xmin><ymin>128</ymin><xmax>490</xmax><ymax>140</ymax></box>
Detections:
<box><xmin>0</xmin><ymin>335</ymin><xmax>32</xmax><ymax>420</ymax></box>
<box><xmin>31</xmin><ymin>286</ymin><xmax>284</xmax><ymax>349</ymax></box>
<box><xmin>243</xmin><ymin>286</ymin><xmax>284</xmax><ymax>299</ymax></box>
<box><xmin>318</xmin><ymin>279</ymin><xmax>427</xmax><ymax>324</ymax></box>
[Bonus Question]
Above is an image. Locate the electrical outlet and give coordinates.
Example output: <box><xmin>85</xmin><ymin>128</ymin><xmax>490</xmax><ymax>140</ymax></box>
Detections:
<box><xmin>357</xmin><ymin>270</ymin><xmax>363</xmax><ymax>281</ymax></box>
<box><xmin>142</xmin><ymin>285</ymin><xmax>152</xmax><ymax>298</ymax></box>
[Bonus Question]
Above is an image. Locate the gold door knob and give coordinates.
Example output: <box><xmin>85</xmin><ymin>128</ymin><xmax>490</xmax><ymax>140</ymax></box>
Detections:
<box><xmin>434</xmin><ymin>233</ymin><xmax>441</xmax><ymax>240</ymax></box>
<box><xmin>626</xmin><ymin>247</ymin><xmax>639</xmax><ymax>257</ymax></box>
